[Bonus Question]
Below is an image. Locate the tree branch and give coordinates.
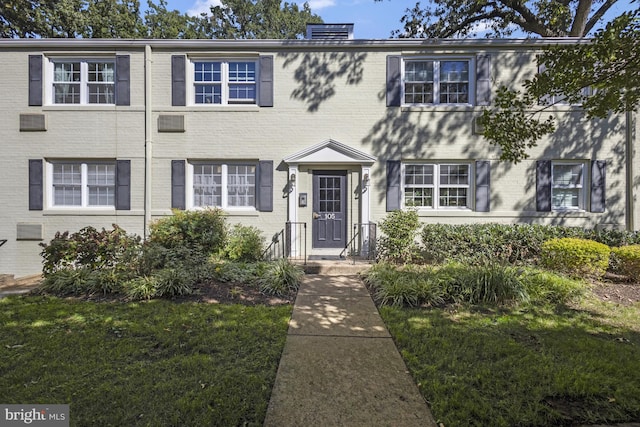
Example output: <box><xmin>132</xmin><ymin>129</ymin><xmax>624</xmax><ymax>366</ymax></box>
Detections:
<box><xmin>584</xmin><ymin>0</ymin><xmax>618</xmax><ymax>34</ymax></box>
<box><xmin>570</xmin><ymin>0</ymin><xmax>593</xmax><ymax>36</ymax></box>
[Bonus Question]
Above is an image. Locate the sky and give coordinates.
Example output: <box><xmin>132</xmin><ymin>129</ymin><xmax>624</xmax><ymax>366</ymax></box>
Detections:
<box><xmin>164</xmin><ymin>0</ymin><xmax>637</xmax><ymax>40</ymax></box>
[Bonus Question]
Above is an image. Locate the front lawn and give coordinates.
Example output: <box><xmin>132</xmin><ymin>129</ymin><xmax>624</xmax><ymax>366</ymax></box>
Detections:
<box><xmin>0</xmin><ymin>296</ymin><xmax>292</xmax><ymax>426</ymax></box>
<box><xmin>380</xmin><ymin>295</ymin><xmax>640</xmax><ymax>426</ymax></box>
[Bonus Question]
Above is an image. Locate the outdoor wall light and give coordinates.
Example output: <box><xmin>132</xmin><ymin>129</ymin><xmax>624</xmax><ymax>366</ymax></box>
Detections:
<box><xmin>290</xmin><ymin>173</ymin><xmax>296</xmax><ymax>182</ymax></box>
<box><xmin>362</xmin><ymin>173</ymin><xmax>370</xmax><ymax>187</ymax></box>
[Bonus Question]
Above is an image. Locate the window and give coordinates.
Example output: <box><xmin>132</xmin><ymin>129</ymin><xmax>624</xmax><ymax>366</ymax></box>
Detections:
<box><xmin>192</xmin><ymin>163</ymin><xmax>256</xmax><ymax>209</ymax></box>
<box><xmin>51</xmin><ymin>60</ymin><xmax>115</xmax><ymax>104</ymax></box>
<box><xmin>404</xmin><ymin>163</ymin><xmax>471</xmax><ymax>209</ymax></box>
<box><xmin>552</xmin><ymin>162</ymin><xmax>584</xmax><ymax>210</ymax></box>
<box><xmin>403</xmin><ymin>59</ymin><xmax>470</xmax><ymax>105</ymax></box>
<box><xmin>193</xmin><ymin>60</ymin><xmax>257</xmax><ymax>105</ymax></box>
<box><xmin>49</xmin><ymin>162</ymin><xmax>115</xmax><ymax>207</ymax></box>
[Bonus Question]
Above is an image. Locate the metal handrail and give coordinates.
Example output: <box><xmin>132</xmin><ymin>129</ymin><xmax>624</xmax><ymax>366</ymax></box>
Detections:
<box><xmin>0</xmin><ymin>240</ymin><xmax>6</xmax><ymax>249</ymax></box>
<box><xmin>262</xmin><ymin>230</ymin><xmax>285</xmax><ymax>261</ymax></box>
<box><xmin>285</xmin><ymin>222</ymin><xmax>307</xmax><ymax>265</ymax></box>
<box><xmin>340</xmin><ymin>223</ymin><xmax>377</xmax><ymax>264</ymax></box>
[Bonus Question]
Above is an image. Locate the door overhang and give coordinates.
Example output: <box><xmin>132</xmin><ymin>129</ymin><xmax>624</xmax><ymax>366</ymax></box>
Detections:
<box><xmin>283</xmin><ymin>139</ymin><xmax>377</xmax><ymax>166</ymax></box>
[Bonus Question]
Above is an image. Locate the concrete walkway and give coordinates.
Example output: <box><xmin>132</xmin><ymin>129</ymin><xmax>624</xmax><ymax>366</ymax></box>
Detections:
<box><xmin>264</xmin><ymin>274</ymin><xmax>438</xmax><ymax>427</ymax></box>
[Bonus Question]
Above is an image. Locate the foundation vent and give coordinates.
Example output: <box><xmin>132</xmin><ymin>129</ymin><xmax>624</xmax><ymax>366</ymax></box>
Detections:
<box><xmin>17</xmin><ymin>223</ymin><xmax>43</xmax><ymax>241</ymax></box>
<box><xmin>20</xmin><ymin>114</ymin><xmax>46</xmax><ymax>131</ymax></box>
<box><xmin>158</xmin><ymin>115</ymin><xmax>185</xmax><ymax>132</ymax></box>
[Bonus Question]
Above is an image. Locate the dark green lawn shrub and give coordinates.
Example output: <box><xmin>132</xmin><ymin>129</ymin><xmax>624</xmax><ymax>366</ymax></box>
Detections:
<box><xmin>149</xmin><ymin>208</ymin><xmax>227</xmax><ymax>256</ymax></box>
<box><xmin>123</xmin><ymin>276</ymin><xmax>157</xmax><ymax>300</ymax></box>
<box><xmin>364</xmin><ymin>263</ymin><xmax>446</xmax><ymax>307</ymax></box>
<box><xmin>610</xmin><ymin>245</ymin><xmax>640</xmax><ymax>280</ymax></box>
<box><xmin>40</xmin><ymin>225</ymin><xmax>141</xmax><ymax>275</ymax></box>
<box><xmin>222</xmin><ymin>224</ymin><xmax>265</xmax><ymax>262</ymax></box>
<box><xmin>445</xmin><ymin>263</ymin><xmax>529</xmax><ymax>305</ymax></box>
<box><xmin>153</xmin><ymin>268</ymin><xmax>195</xmax><ymax>297</ymax></box>
<box><xmin>40</xmin><ymin>267</ymin><xmax>93</xmax><ymax>295</ymax></box>
<box><xmin>378</xmin><ymin>209</ymin><xmax>421</xmax><ymax>264</ymax></box>
<box><xmin>258</xmin><ymin>259</ymin><xmax>304</xmax><ymax>296</ymax></box>
<box><xmin>541</xmin><ymin>238</ymin><xmax>610</xmax><ymax>278</ymax></box>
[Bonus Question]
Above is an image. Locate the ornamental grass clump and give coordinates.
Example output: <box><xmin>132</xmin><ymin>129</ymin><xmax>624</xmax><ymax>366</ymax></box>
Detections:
<box><xmin>541</xmin><ymin>238</ymin><xmax>610</xmax><ymax>279</ymax></box>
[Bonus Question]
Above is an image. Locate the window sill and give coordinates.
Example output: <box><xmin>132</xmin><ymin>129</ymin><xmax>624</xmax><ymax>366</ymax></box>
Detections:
<box><xmin>401</xmin><ymin>105</ymin><xmax>476</xmax><ymax>113</ymax></box>
<box><xmin>168</xmin><ymin>105</ymin><xmax>261</xmax><ymax>113</ymax></box>
<box><xmin>42</xmin><ymin>105</ymin><xmax>145</xmax><ymax>112</ymax></box>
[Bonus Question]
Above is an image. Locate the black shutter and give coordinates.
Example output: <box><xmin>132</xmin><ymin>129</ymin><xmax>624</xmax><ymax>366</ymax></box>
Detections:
<box><xmin>29</xmin><ymin>55</ymin><xmax>43</xmax><ymax>107</ymax></box>
<box><xmin>115</xmin><ymin>55</ymin><xmax>130</xmax><ymax>106</ymax></box>
<box><xmin>476</xmin><ymin>55</ymin><xmax>491</xmax><ymax>106</ymax></box>
<box><xmin>171</xmin><ymin>55</ymin><xmax>186</xmax><ymax>107</ymax></box>
<box><xmin>257</xmin><ymin>160</ymin><xmax>273</xmax><ymax>212</ymax></box>
<box><xmin>590</xmin><ymin>160</ymin><xmax>606</xmax><ymax>213</ymax></box>
<box><xmin>475</xmin><ymin>160</ymin><xmax>491</xmax><ymax>212</ymax></box>
<box><xmin>115</xmin><ymin>160</ymin><xmax>131</xmax><ymax>210</ymax></box>
<box><xmin>29</xmin><ymin>159</ymin><xmax>43</xmax><ymax>211</ymax></box>
<box><xmin>536</xmin><ymin>160</ymin><xmax>552</xmax><ymax>212</ymax></box>
<box><xmin>171</xmin><ymin>160</ymin><xmax>186</xmax><ymax>210</ymax></box>
<box><xmin>386</xmin><ymin>160</ymin><xmax>401</xmax><ymax>211</ymax></box>
<box><xmin>386</xmin><ymin>56</ymin><xmax>401</xmax><ymax>107</ymax></box>
<box><xmin>258</xmin><ymin>56</ymin><xmax>274</xmax><ymax>107</ymax></box>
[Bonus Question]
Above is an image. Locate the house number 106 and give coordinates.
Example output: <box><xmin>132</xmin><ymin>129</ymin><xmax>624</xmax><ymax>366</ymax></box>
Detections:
<box><xmin>324</xmin><ymin>213</ymin><xmax>336</xmax><ymax>220</ymax></box>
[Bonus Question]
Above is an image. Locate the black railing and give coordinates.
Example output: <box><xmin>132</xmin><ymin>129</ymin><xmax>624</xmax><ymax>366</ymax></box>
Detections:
<box><xmin>262</xmin><ymin>223</ymin><xmax>307</xmax><ymax>264</ymax></box>
<box><xmin>340</xmin><ymin>223</ymin><xmax>377</xmax><ymax>263</ymax></box>
<box><xmin>285</xmin><ymin>222</ymin><xmax>307</xmax><ymax>264</ymax></box>
<box><xmin>0</xmin><ymin>240</ymin><xmax>6</xmax><ymax>248</ymax></box>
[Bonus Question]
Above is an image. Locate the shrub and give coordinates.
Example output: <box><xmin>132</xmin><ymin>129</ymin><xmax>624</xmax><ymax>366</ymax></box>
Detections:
<box><xmin>40</xmin><ymin>267</ymin><xmax>93</xmax><ymax>296</ymax></box>
<box><xmin>222</xmin><ymin>224</ymin><xmax>265</xmax><ymax>262</ymax></box>
<box><xmin>210</xmin><ymin>261</ymin><xmax>265</xmax><ymax>284</ymax></box>
<box><xmin>521</xmin><ymin>269</ymin><xmax>587</xmax><ymax>304</ymax></box>
<box><xmin>377</xmin><ymin>209</ymin><xmax>421</xmax><ymax>264</ymax></box>
<box><xmin>258</xmin><ymin>259</ymin><xmax>304</xmax><ymax>296</ymax></box>
<box><xmin>445</xmin><ymin>263</ymin><xmax>529</xmax><ymax>305</ymax></box>
<box><xmin>123</xmin><ymin>276</ymin><xmax>158</xmax><ymax>301</ymax></box>
<box><xmin>149</xmin><ymin>208</ymin><xmax>227</xmax><ymax>256</ymax></box>
<box><xmin>40</xmin><ymin>225</ymin><xmax>141</xmax><ymax>275</ymax></box>
<box><xmin>610</xmin><ymin>245</ymin><xmax>640</xmax><ymax>280</ymax></box>
<box><xmin>541</xmin><ymin>238</ymin><xmax>610</xmax><ymax>278</ymax></box>
<box><xmin>153</xmin><ymin>268</ymin><xmax>195</xmax><ymax>297</ymax></box>
<box><xmin>364</xmin><ymin>263</ymin><xmax>445</xmax><ymax>307</ymax></box>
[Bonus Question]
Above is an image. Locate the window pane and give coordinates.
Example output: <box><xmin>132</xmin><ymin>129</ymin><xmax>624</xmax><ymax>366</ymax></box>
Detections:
<box><xmin>440</xmin><ymin>165</ymin><xmax>469</xmax><ymax>185</ymax></box>
<box><xmin>228</xmin><ymin>62</ymin><xmax>256</xmax><ymax>83</ymax></box>
<box><xmin>193</xmin><ymin>164</ymin><xmax>222</xmax><ymax>207</ymax></box>
<box><xmin>195</xmin><ymin>85</ymin><xmax>222</xmax><ymax>104</ymax></box>
<box><xmin>405</xmin><ymin>164</ymin><xmax>434</xmax><ymax>186</ymax></box>
<box><xmin>440</xmin><ymin>188</ymin><xmax>468</xmax><ymax>207</ymax></box>
<box><xmin>228</xmin><ymin>84</ymin><xmax>256</xmax><ymax>103</ymax></box>
<box><xmin>404</xmin><ymin>83</ymin><xmax>434</xmax><ymax>104</ymax></box>
<box><xmin>553</xmin><ymin>164</ymin><xmax>583</xmax><ymax>186</ymax></box>
<box><xmin>54</xmin><ymin>83</ymin><xmax>81</xmax><ymax>104</ymax></box>
<box><xmin>53</xmin><ymin>63</ymin><xmax>80</xmax><ymax>82</ymax></box>
<box><xmin>405</xmin><ymin>188</ymin><xmax>433</xmax><ymax>207</ymax></box>
<box><xmin>194</xmin><ymin>62</ymin><xmax>221</xmax><ymax>82</ymax></box>
<box><xmin>52</xmin><ymin>164</ymin><xmax>82</xmax><ymax>206</ymax></box>
<box><xmin>440</xmin><ymin>61</ymin><xmax>469</xmax><ymax>82</ymax></box>
<box><xmin>553</xmin><ymin>189</ymin><xmax>581</xmax><ymax>208</ymax></box>
<box><xmin>440</xmin><ymin>82</ymin><xmax>468</xmax><ymax>104</ymax></box>
<box><xmin>88</xmin><ymin>62</ymin><xmax>114</xmax><ymax>82</ymax></box>
<box><xmin>88</xmin><ymin>84</ymin><xmax>115</xmax><ymax>104</ymax></box>
<box><xmin>227</xmin><ymin>165</ymin><xmax>256</xmax><ymax>207</ymax></box>
<box><xmin>405</xmin><ymin>61</ymin><xmax>433</xmax><ymax>82</ymax></box>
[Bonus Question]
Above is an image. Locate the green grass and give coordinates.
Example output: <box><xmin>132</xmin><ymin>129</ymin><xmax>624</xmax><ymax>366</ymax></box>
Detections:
<box><xmin>0</xmin><ymin>296</ymin><xmax>292</xmax><ymax>426</ymax></box>
<box><xmin>380</xmin><ymin>296</ymin><xmax>640</xmax><ymax>426</ymax></box>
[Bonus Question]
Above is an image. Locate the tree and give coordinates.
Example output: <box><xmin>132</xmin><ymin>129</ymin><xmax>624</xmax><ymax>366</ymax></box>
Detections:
<box><xmin>393</xmin><ymin>0</ymin><xmax>622</xmax><ymax>38</ymax></box>
<box><xmin>481</xmin><ymin>9</ymin><xmax>640</xmax><ymax>162</ymax></box>
<box><xmin>143</xmin><ymin>0</ymin><xmax>205</xmax><ymax>39</ymax></box>
<box><xmin>202</xmin><ymin>0</ymin><xmax>322</xmax><ymax>39</ymax></box>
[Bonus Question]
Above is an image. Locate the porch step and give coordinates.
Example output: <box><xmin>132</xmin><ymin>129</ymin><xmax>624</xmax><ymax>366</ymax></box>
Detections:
<box><xmin>301</xmin><ymin>260</ymin><xmax>373</xmax><ymax>276</ymax></box>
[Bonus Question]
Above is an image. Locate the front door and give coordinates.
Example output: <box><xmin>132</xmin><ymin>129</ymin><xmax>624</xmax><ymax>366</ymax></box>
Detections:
<box><xmin>312</xmin><ymin>170</ymin><xmax>347</xmax><ymax>248</ymax></box>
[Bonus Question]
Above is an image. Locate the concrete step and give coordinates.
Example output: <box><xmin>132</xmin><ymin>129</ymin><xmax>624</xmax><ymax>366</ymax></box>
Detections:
<box><xmin>299</xmin><ymin>260</ymin><xmax>373</xmax><ymax>276</ymax></box>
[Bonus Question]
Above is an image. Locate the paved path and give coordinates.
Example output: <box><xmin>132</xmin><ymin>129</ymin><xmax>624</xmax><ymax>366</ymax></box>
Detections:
<box><xmin>264</xmin><ymin>274</ymin><xmax>438</xmax><ymax>427</ymax></box>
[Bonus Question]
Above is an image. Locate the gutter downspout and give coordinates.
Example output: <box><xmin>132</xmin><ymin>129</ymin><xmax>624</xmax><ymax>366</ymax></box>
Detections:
<box><xmin>626</xmin><ymin>109</ymin><xmax>635</xmax><ymax>231</ymax></box>
<box><xmin>144</xmin><ymin>44</ymin><xmax>153</xmax><ymax>238</ymax></box>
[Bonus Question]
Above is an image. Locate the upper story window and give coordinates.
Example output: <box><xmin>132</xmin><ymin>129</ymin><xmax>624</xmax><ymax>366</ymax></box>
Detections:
<box><xmin>191</xmin><ymin>163</ymin><xmax>256</xmax><ymax>209</ymax></box>
<box><xmin>404</xmin><ymin>163</ymin><xmax>471</xmax><ymax>209</ymax></box>
<box><xmin>403</xmin><ymin>59</ymin><xmax>471</xmax><ymax>105</ymax></box>
<box><xmin>51</xmin><ymin>60</ymin><xmax>115</xmax><ymax>105</ymax></box>
<box><xmin>49</xmin><ymin>161</ymin><xmax>115</xmax><ymax>208</ymax></box>
<box><xmin>192</xmin><ymin>60</ymin><xmax>257</xmax><ymax>105</ymax></box>
<box><xmin>552</xmin><ymin>162</ymin><xmax>585</xmax><ymax>210</ymax></box>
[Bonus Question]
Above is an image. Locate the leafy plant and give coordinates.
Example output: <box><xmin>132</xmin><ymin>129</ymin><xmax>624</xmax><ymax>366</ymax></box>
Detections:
<box><xmin>541</xmin><ymin>238</ymin><xmax>610</xmax><ymax>278</ymax></box>
<box><xmin>610</xmin><ymin>245</ymin><xmax>640</xmax><ymax>281</ymax></box>
<box><xmin>153</xmin><ymin>268</ymin><xmax>195</xmax><ymax>297</ymax></box>
<box><xmin>258</xmin><ymin>259</ymin><xmax>304</xmax><ymax>296</ymax></box>
<box><xmin>445</xmin><ymin>263</ymin><xmax>529</xmax><ymax>305</ymax></box>
<box><xmin>149</xmin><ymin>208</ymin><xmax>227</xmax><ymax>256</ymax></box>
<box><xmin>222</xmin><ymin>224</ymin><xmax>265</xmax><ymax>262</ymax></box>
<box><xmin>123</xmin><ymin>276</ymin><xmax>158</xmax><ymax>301</ymax></box>
<box><xmin>377</xmin><ymin>209</ymin><xmax>421</xmax><ymax>264</ymax></box>
<box><xmin>521</xmin><ymin>269</ymin><xmax>587</xmax><ymax>304</ymax></box>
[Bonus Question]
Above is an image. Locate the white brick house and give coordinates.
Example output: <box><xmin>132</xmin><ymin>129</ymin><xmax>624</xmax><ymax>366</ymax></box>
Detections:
<box><xmin>1</xmin><ymin>26</ymin><xmax>638</xmax><ymax>276</ymax></box>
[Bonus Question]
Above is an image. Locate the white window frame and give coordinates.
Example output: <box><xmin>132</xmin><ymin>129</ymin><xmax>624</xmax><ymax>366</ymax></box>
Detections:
<box><xmin>187</xmin><ymin>162</ymin><xmax>257</xmax><ymax>211</ymax></box>
<box><xmin>46</xmin><ymin>58</ymin><xmax>116</xmax><ymax>105</ymax></box>
<box><xmin>46</xmin><ymin>161</ymin><xmax>116</xmax><ymax>209</ymax></box>
<box><xmin>189</xmin><ymin>58</ymin><xmax>258</xmax><ymax>106</ymax></box>
<box><xmin>402</xmin><ymin>57</ymin><xmax>475</xmax><ymax>106</ymax></box>
<box><xmin>402</xmin><ymin>162</ymin><xmax>473</xmax><ymax>210</ymax></box>
<box><xmin>551</xmin><ymin>161</ymin><xmax>586</xmax><ymax>211</ymax></box>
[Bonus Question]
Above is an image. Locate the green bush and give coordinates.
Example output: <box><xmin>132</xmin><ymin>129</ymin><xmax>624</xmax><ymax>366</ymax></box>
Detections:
<box><xmin>40</xmin><ymin>225</ymin><xmax>141</xmax><ymax>275</ymax></box>
<box><xmin>610</xmin><ymin>245</ymin><xmax>640</xmax><ymax>280</ymax></box>
<box><xmin>364</xmin><ymin>263</ymin><xmax>445</xmax><ymax>307</ymax></box>
<box><xmin>521</xmin><ymin>269</ymin><xmax>587</xmax><ymax>304</ymax></box>
<box><xmin>258</xmin><ymin>259</ymin><xmax>304</xmax><ymax>296</ymax></box>
<box><xmin>123</xmin><ymin>276</ymin><xmax>158</xmax><ymax>301</ymax></box>
<box><xmin>153</xmin><ymin>268</ymin><xmax>195</xmax><ymax>297</ymax></box>
<box><xmin>40</xmin><ymin>267</ymin><xmax>93</xmax><ymax>296</ymax></box>
<box><xmin>421</xmin><ymin>223</ymin><xmax>640</xmax><ymax>266</ymax></box>
<box><xmin>222</xmin><ymin>224</ymin><xmax>265</xmax><ymax>262</ymax></box>
<box><xmin>541</xmin><ymin>238</ymin><xmax>610</xmax><ymax>278</ymax></box>
<box><xmin>149</xmin><ymin>208</ymin><xmax>227</xmax><ymax>256</ymax></box>
<box><xmin>377</xmin><ymin>209</ymin><xmax>421</xmax><ymax>264</ymax></box>
<box><xmin>444</xmin><ymin>263</ymin><xmax>529</xmax><ymax>305</ymax></box>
